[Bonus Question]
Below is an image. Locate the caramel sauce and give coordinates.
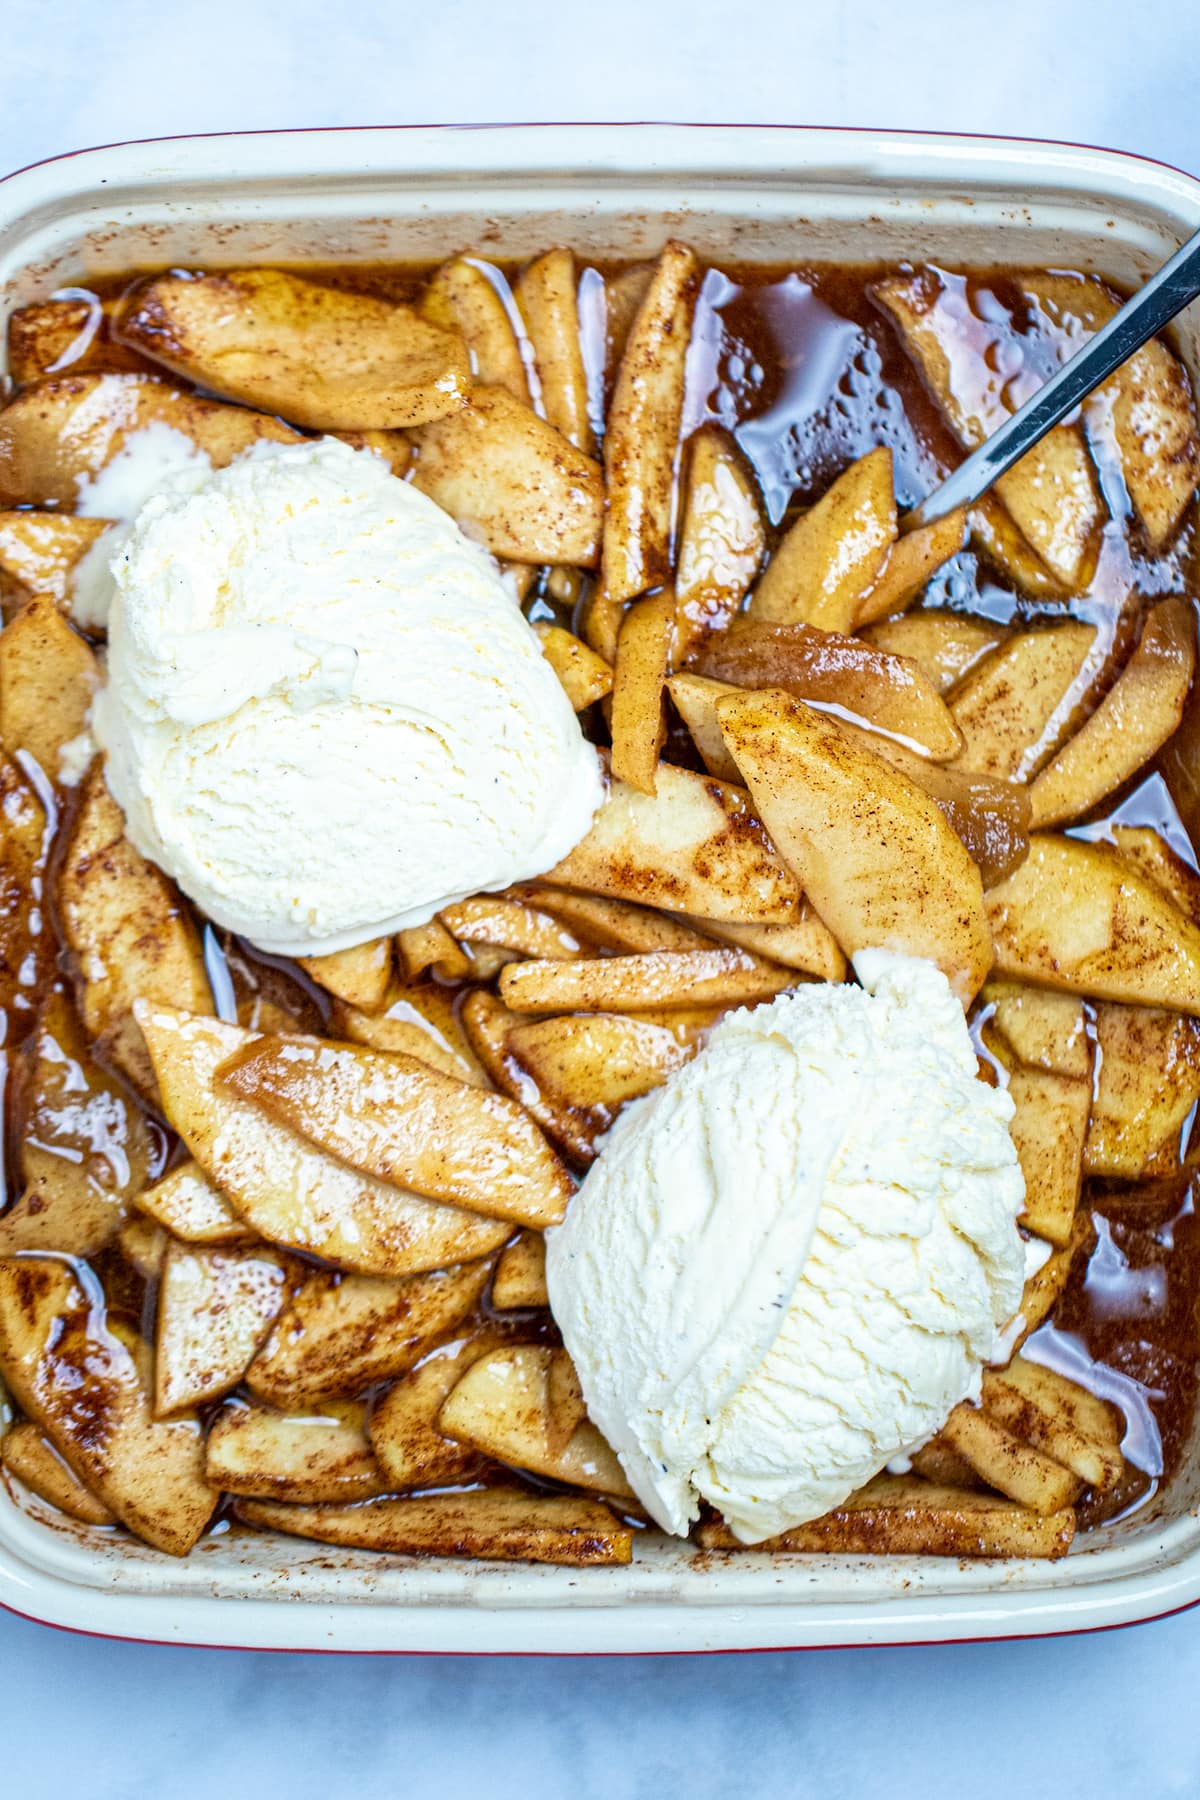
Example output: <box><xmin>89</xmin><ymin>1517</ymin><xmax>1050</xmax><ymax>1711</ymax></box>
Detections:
<box><xmin>7</xmin><ymin>253</ymin><xmax>1200</xmax><ymax>1538</ymax></box>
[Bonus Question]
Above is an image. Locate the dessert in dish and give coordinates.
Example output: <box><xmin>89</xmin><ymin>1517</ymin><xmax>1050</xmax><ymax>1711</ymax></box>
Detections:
<box><xmin>0</xmin><ymin>244</ymin><xmax>1196</xmax><ymax>1567</ymax></box>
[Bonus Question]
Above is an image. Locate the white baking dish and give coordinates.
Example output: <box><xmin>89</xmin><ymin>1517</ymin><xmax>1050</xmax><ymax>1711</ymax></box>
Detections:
<box><xmin>1</xmin><ymin>123</ymin><xmax>1199</xmax><ymax>1654</ymax></box>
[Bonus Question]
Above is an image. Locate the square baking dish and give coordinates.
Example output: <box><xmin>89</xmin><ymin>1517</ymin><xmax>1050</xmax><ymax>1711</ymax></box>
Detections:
<box><xmin>1</xmin><ymin>123</ymin><xmax>1199</xmax><ymax>1654</ymax></box>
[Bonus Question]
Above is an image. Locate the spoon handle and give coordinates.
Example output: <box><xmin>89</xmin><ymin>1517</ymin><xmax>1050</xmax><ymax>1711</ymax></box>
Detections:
<box><xmin>902</xmin><ymin>225</ymin><xmax>1200</xmax><ymax>534</ymax></box>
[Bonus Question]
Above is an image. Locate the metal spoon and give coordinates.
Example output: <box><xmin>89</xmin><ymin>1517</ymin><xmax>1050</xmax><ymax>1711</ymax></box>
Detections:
<box><xmin>901</xmin><ymin>224</ymin><xmax>1200</xmax><ymax>534</ymax></box>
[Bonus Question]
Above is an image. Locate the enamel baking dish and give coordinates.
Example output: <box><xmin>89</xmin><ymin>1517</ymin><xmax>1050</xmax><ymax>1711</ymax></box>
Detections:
<box><xmin>1</xmin><ymin>124</ymin><xmax>1199</xmax><ymax>1654</ymax></box>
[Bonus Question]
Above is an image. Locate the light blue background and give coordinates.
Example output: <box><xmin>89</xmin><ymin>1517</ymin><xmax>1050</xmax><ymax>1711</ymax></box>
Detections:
<box><xmin>1</xmin><ymin>3</ymin><xmax>1198</xmax><ymax>1791</ymax></box>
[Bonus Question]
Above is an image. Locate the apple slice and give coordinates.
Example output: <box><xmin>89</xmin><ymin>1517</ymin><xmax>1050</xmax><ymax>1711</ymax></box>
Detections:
<box><xmin>545</xmin><ymin>758</ymin><xmax>804</xmax><ymax>925</ymax></box>
<box><xmin>117</xmin><ymin>267</ymin><xmax>469</xmax><ymax>429</ymax></box>
<box><xmin>235</xmin><ymin>1489</ymin><xmax>633</xmax><ymax>1565</ymax></box>
<box><xmin>6</xmin><ymin>295</ymin><xmax>151</xmax><ymax>385</ymax></box>
<box><xmin>748</xmin><ymin>447</ymin><xmax>896</xmax><ymax>630</ymax></box>
<box><xmin>439</xmin><ymin>1344</ymin><xmax>635</xmax><ymax>1499</ymax></box>
<box><xmin>438</xmin><ymin>895</ymin><xmax>583</xmax><ymax>962</ymax></box>
<box><xmin>1084</xmin><ymin>1004</ymin><xmax>1200</xmax><ymax>1179</ymax></box>
<box><xmin>368</xmin><ymin>1336</ymin><xmax>502</xmax><ymax>1491</ymax></box>
<box><xmin>0</xmin><ymin>1421</ymin><xmax>116</xmax><ymax>1525</ymax></box>
<box><xmin>155</xmin><ymin>1241</ymin><xmax>291</xmax><ymax>1415</ymax></box>
<box><xmin>136</xmin><ymin>1006</ymin><xmax>511</xmax><ymax>1275</ymax></box>
<box><xmin>985</xmin><ymin>836</ymin><xmax>1200</xmax><ymax>1013</ymax></box>
<box><xmin>695</xmin><ymin>618</ymin><xmax>962</xmax><ymax>760</ymax></box>
<box><xmin>498</xmin><ymin>947</ymin><xmax>793</xmax><ymax>1015</ymax></box>
<box><xmin>58</xmin><ymin>765</ymin><xmax>212</xmax><ymax>1100</ymax></box>
<box><xmin>0</xmin><ymin>1257</ymin><xmax>216</xmax><ymax>1554</ymax></box>
<box><xmin>602</xmin><ymin>241</ymin><xmax>699</xmax><ymax>604</ymax></box>
<box><xmin>422</xmin><ymin>255</ymin><xmax>529</xmax><ymax>401</ymax></box>
<box><xmin>333</xmin><ymin>978</ymin><xmax>489</xmax><ymax>1088</ymax></box>
<box><xmin>610</xmin><ymin>589</ymin><xmax>675</xmax><ymax>795</ymax></box>
<box><xmin>1</xmin><ymin>993</ymin><xmax>153</xmax><ymax>1257</ymax></box>
<box><xmin>206</xmin><ymin>1399</ymin><xmax>387</xmax><ymax>1503</ymax></box>
<box><xmin>0</xmin><ymin>512</ymin><xmax>111</xmax><ymax>615</ymax></box>
<box><xmin>717</xmin><ymin>688</ymin><xmax>991</xmax><ymax>1003</ymax></box>
<box><xmin>217</xmin><ymin>1035</ymin><xmax>570</xmax><ymax>1229</ymax></box>
<box><xmin>674</xmin><ymin>427</ymin><xmax>766</xmax><ymax>659</ymax></box>
<box><xmin>133</xmin><ymin>1160</ymin><xmax>250</xmax><ymax>1246</ymax></box>
<box><xmin>0</xmin><ymin>372</ymin><xmax>299</xmax><ymax>507</ymax></box>
<box><xmin>491</xmin><ymin>1234</ymin><xmax>549</xmax><ymax>1311</ymax></box>
<box><xmin>683</xmin><ymin>911</ymin><xmax>848</xmax><ymax>980</ymax></box>
<box><xmin>947</xmin><ymin>623</ymin><xmax>1097</xmax><ymax>781</ymax></box>
<box><xmin>853</xmin><ymin>509</ymin><xmax>966</xmax><ymax>626</ymax></box>
<box><xmin>0</xmin><ymin>594</ymin><xmax>99</xmax><ymax>783</ymax></box>
<box><xmin>1028</xmin><ymin>598</ymin><xmax>1196</xmax><ymax>828</ymax></box>
<box><xmin>297</xmin><ymin>938</ymin><xmax>392</xmax><ymax>1014</ymax></box>
<box><xmin>245</xmin><ymin>1260</ymin><xmax>493</xmax><ymax>1408</ymax></box>
<box><xmin>864</xmin><ymin>611</ymin><xmax>1007</xmax><ymax>694</ymax></box>
<box><xmin>510</xmin><ymin>884</ymin><xmax>712</xmax><ymax>954</ymax></box>
<box><xmin>411</xmin><ymin>385</ymin><xmax>604</xmax><ymax>566</ymax></box>
<box><xmin>532</xmin><ymin>622</ymin><xmax>613</xmax><ymax>711</ymax></box>
<box><xmin>516</xmin><ymin>247</ymin><xmax>595</xmax><ymax>453</ymax></box>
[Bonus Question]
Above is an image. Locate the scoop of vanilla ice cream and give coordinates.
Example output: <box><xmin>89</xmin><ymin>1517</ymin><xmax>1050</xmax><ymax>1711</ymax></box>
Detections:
<box><xmin>91</xmin><ymin>436</ymin><xmax>603</xmax><ymax>954</ymax></box>
<box><xmin>545</xmin><ymin>950</ymin><xmax>1026</xmax><ymax>1543</ymax></box>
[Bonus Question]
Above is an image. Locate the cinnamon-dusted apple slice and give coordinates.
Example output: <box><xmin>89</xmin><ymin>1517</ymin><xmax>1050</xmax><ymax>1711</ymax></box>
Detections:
<box><xmin>1028</xmin><ymin>599</ymin><xmax>1196</xmax><ymax>828</ymax></box>
<box><xmin>668</xmin><ymin>666</ymin><xmax>1028</xmax><ymax>887</ymax></box>
<box><xmin>235</xmin><ymin>1489</ymin><xmax>633</xmax><ymax>1566</ymax></box>
<box><xmin>1004</xmin><ymin>1065</ymin><xmax>1090</xmax><ymax>1247</ymax></box>
<box><xmin>852</xmin><ymin>509</ymin><xmax>966</xmax><ymax>626</ymax></box>
<box><xmin>697</xmin><ymin>1473</ymin><xmax>1074</xmax><ymax>1558</ymax></box>
<box><xmin>246</xmin><ymin>1261</ymin><xmax>493</xmax><ymax>1408</ymax></box>
<box><xmin>0</xmin><ymin>372</ymin><xmax>298</xmax><ymax>507</ymax></box>
<box><xmin>532</xmin><ymin>622</ymin><xmax>613</xmax><ymax>711</ymax></box>
<box><xmin>863</xmin><ymin>611</ymin><xmax>1008</xmax><ymax>694</ymax></box>
<box><xmin>684</xmin><ymin>911</ymin><xmax>848</xmax><ymax>981</ymax></box>
<box><xmin>438</xmin><ymin>895</ymin><xmax>583</xmax><ymax>962</ymax></box>
<box><xmin>440</xmin><ymin>1344</ymin><xmax>635</xmax><ymax>1500</ymax></box>
<box><xmin>117</xmin><ymin>268</ymin><xmax>469</xmax><ymax>428</ymax></box>
<box><xmin>467</xmin><ymin>994</ymin><xmax>707</xmax><ymax>1163</ymax></box>
<box><xmin>717</xmin><ymin>689</ymin><xmax>992</xmax><ymax>1004</ymax></box>
<box><xmin>206</xmin><ymin>1398</ymin><xmax>387</xmax><ymax>1503</ymax></box>
<box><xmin>747</xmin><ymin>447</ymin><xmax>896</xmax><ymax>630</ymax></box>
<box><xmin>939</xmin><ymin>1403</ymin><xmax>1083</xmax><ymax>1514</ymax></box>
<box><xmin>982</xmin><ymin>981</ymin><xmax>1091</xmax><ymax>1079</ymax></box>
<box><xmin>136</xmin><ymin>1006</ymin><xmax>510</xmax><ymax>1275</ymax></box>
<box><xmin>297</xmin><ymin>938</ymin><xmax>393</xmax><ymax>1014</ymax></box>
<box><xmin>491</xmin><ymin>1233</ymin><xmax>550</xmax><ymax>1311</ymax></box>
<box><xmin>58</xmin><ymin>765</ymin><xmax>212</xmax><ymax>1100</ymax></box>
<box><xmin>695</xmin><ymin>619</ymin><xmax>963</xmax><ymax>761</ymax></box>
<box><xmin>510</xmin><ymin>885</ymin><xmax>713</xmax><ymax>954</ymax></box>
<box><xmin>0</xmin><ymin>1257</ymin><xmax>216</xmax><ymax>1555</ymax></box>
<box><xmin>0</xmin><ymin>1421</ymin><xmax>116</xmax><ymax>1525</ymax></box>
<box><xmin>368</xmin><ymin>1331</ymin><xmax>511</xmax><ymax>1491</ymax></box>
<box><xmin>667</xmin><ymin>671</ymin><xmax>743</xmax><ymax>781</ymax></box>
<box><xmin>499</xmin><ymin>947</ymin><xmax>793</xmax><ymax>1015</ymax></box>
<box><xmin>1110</xmin><ymin>825</ymin><xmax>1200</xmax><ymax>924</ymax></box>
<box><xmin>422</xmin><ymin>255</ymin><xmax>530</xmax><ymax>401</ymax></box>
<box><xmin>155</xmin><ymin>1240</ymin><xmax>292</xmax><ymax>1415</ymax></box>
<box><xmin>980</xmin><ymin>1355</ymin><xmax>1124</xmax><ymax>1494</ymax></box>
<box><xmin>218</xmin><ymin>1036</ymin><xmax>570</xmax><ymax>1229</ymax></box>
<box><xmin>411</xmin><ymin>385</ymin><xmax>604</xmax><ymax>565</ymax></box>
<box><xmin>545</xmin><ymin>759</ymin><xmax>804</xmax><ymax>925</ymax></box>
<box><xmin>947</xmin><ymin>622</ymin><xmax>1097</xmax><ymax>781</ymax></box>
<box><xmin>602</xmin><ymin>240</ymin><xmax>699</xmax><ymax>604</ymax></box>
<box><xmin>609</xmin><ymin>590</ymin><xmax>675</xmax><ymax>795</ymax></box>
<box><xmin>516</xmin><ymin>247</ymin><xmax>595</xmax><ymax>453</ymax></box>
<box><xmin>134</xmin><ymin>1159</ymin><xmax>252</xmax><ymax>1246</ymax></box>
<box><xmin>333</xmin><ymin>978</ymin><xmax>488</xmax><ymax>1088</ymax></box>
<box><xmin>6</xmin><ymin>295</ymin><xmax>153</xmax><ymax>385</ymax></box>
<box><xmin>1020</xmin><ymin>272</ymin><xmax>1200</xmax><ymax>550</ymax></box>
<box><xmin>0</xmin><ymin>512</ymin><xmax>111</xmax><ymax>615</ymax></box>
<box><xmin>0</xmin><ymin>993</ymin><xmax>153</xmax><ymax>1257</ymax></box>
<box><xmin>1084</xmin><ymin>1005</ymin><xmax>1200</xmax><ymax>1180</ymax></box>
<box><xmin>395</xmin><ymin>917</ymin><xmax>470</xmax><ymax>982</ymax></box>
<box><xmin>674</xmin><ymin>427</ymin><xmax>766</xmax><ymax>659</ymax></box>
<box><xmin>0</xmin><ymin>595</ymin><xmax>100</xmax><ymax>781</ymax></box>
<box><xmin>985</xmin><ymin>836</ymin><xmax>1200</xmax><ymax>1013</ymax></box>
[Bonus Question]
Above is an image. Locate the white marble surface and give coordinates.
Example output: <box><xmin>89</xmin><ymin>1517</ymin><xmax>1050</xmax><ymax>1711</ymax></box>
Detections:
<box><xmin>1</xmin><ymin>1</ymin><xmax>1199</xmax><ymax>1792</ymax></box>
